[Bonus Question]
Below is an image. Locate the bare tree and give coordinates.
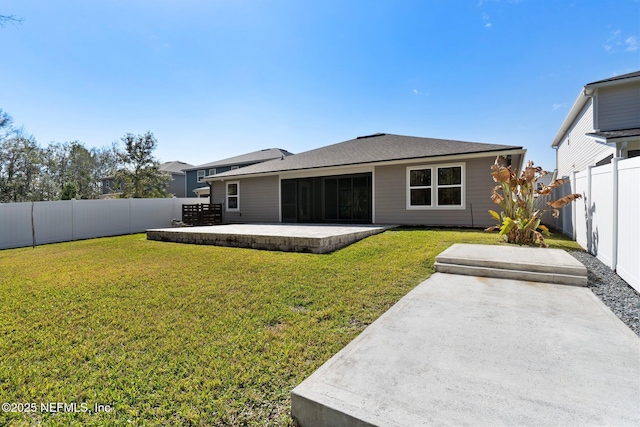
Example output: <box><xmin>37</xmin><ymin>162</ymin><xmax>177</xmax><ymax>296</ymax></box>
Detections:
<box><xmin>0</xmin><ymin>15</ymin><xmax>23</xmax><ymax>27</ymax></box>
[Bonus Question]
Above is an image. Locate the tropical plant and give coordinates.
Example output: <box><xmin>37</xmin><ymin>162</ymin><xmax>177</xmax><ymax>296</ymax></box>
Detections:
<box><xmin>486</xmin><ymin>156</ymin><xmax>581</xmax><ymax>247</ymax></box>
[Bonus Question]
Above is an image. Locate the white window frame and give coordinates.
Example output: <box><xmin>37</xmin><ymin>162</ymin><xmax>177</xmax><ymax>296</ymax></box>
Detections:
<box><xmin>197</xmin><ymin>170</ymin><xmax>206</xmax><ymax>183</ymax></box>
<box><xmin>226</xmin><ymin>181</ymin><xmax>240</xmax><ymax>211</ymax></box>
<box><xmin>209</xmin><ymin>168</ymin><xmax>217</xmax><ymax>176</ymax></box>
<box><xmin>406</xmin><ymin>163</ymin><xmax>465</xmax><ymax>210</ymax></box>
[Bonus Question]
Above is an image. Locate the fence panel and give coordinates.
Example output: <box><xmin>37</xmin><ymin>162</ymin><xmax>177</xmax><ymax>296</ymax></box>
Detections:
<box><xmin>73</xmin><ymin>199</ymin><xmax>132</xmax><ymax>240</ymax></box>
<box><xmin>0</xmin><ymin>202</ymin><xmax>36</xmax><ymax>249</ymax></box>
<box><xmin>540</xmin><ymin>181</ymin><xmax>573</xmax><ymax>236</ymax></box>
<box><xmin>33</xmin><ymin>201</ymin><xmax>74</xmax><ymax>245</ymax></box>
<box><xmin>589</xmin><ymin>164</ymin><xmax>614</xmax><ymax>267</ymax></box>
<box><xmin>0</xmin><ymin>198</ymin><xmax>196</xmax><ymax>250</ymax></box>
<box><xmin>616</xmin><ymin>156</ymin><xmax>640</xmax><ymax>292</ymax></box>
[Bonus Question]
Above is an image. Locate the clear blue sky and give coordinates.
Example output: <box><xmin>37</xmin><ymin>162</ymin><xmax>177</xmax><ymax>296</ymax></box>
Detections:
<box><xmin>2</xmin><ymin>0</ymin><xmax>639</xmax><ymax>171</ymax></box>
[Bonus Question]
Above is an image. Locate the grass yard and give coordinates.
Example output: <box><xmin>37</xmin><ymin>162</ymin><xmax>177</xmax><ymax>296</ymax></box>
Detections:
<box><xmin>0</xmin><ymin>228</ymin><xmax>581</xmax><ymax>426</ymax></box>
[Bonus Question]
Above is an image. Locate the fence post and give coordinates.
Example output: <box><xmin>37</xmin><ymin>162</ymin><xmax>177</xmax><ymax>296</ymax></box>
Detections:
<box><xmin>587</xmin><ymin>165</ymin><xmax>594</xmax><ymax>254</ymax></box>
<box><xmin>611</xmin><ymin>157</ymin><xmax>622</xmax><ymax>271</ymax></box>
<box><xmin>129</xmin><ymin>197</ymin><xmax>133</xmax><ymax>234</ymax></box>
<box><xmin>571</xmin><ymin>171</ymin><xmax>577</xmax><ymax>241</ymax></box>
<box><xmin>71</xmin><ymin>198</ymin><xmax>76</xmax><ymax>241</ymax></box>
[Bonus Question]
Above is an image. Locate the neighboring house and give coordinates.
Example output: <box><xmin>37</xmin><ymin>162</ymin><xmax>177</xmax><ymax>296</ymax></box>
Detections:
<box><xmin>160</xmin><ymin>161</ymin><xmax>194</xmax><ymax>197</ymax></box>
<box><xmin>551</xmin><ymin>70</ymin><xmax>640</xmax><ymax>177</ymax></box>
<box><xmin>204</xmin><ymin>133</ymin><xmax>525</xmax><ymax>227</ymax></box>
<box><xmin>182</xmin><ymin>148</ymin><xmax>294</xmax><ymax>198</ymax></box>
<box><xmin>101</xmin><ymin>160</ymin><xmax>194</xmax><ymax>197</ymax></box>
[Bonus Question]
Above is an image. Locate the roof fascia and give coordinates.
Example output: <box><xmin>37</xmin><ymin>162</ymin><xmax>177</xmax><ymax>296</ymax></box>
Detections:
<box><xmin>551</xmin><ymin>91</ymin><xmax>591</xmax><ymax>148</ymax></box>
<box><xmin>586</xmin><ymin>133</ymin><xmax>640</xmax><ymax>144</ymax></box>
<box><xmin>585</xmin><ymin>74</ymin><xmax>640</xmax><ymax>91</ymax></box>
<box><xmin>205</xmin><ymin>148</ymin><xmax>526</xmax><ymax>182</ymax></box>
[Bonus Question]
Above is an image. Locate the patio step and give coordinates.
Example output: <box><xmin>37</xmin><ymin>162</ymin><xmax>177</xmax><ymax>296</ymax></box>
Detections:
<box><xmin>434</xmin><ymin>243</ymin><xmax>587</xmax><ymax>286</ymax></box>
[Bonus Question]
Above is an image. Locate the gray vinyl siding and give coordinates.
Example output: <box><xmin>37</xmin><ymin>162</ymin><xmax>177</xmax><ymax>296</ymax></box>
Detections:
<box><xmin>597</xmin><ymin>82</ymin><xmax>640</xmax><ymax>131</ymax></box>
<box><xmin>211</xmin><ymin>175</ymin><xmax>280</xmax><ymax>223</ymax></box>
<box><xmin>374</xmin><ymin>157</ymin><xmax>502</xmax><ymax>228</ymax></box>
<box><xmin>556</xmin><ymin>99</ymin><xmax>614</xmax><ymax>177</ymax></box>
<box><xmin>167</xmin><ymin>174</ymin><xmax>186</xmax><ymax>197</ymax></box>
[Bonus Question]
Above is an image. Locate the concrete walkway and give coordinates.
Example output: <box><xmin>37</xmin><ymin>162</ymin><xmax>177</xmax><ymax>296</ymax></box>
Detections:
<box><xmin>292</xmin><ymin>245</ymin><xmax>640</xmax><ymax>426</ymax></box>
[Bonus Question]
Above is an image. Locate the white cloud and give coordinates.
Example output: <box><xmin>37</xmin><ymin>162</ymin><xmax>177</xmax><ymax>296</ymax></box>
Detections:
<box><xmin>413</xmin><ymin>89</ymin><xmax>418</xmax><ymax>95</ymax></box>
<box><xmin>482</xmin><ymin>12</ymin><xmax>492</xmax><ymax>28</ymax></box>
<box><xmin>604</xmin><ymin>30</ymin><xmax>638</xmax><ymax>53</ymax></box>
<box><xmin>552</xmin><ymin>103</ymin><xmax>567</xmax><ymax>111</ymax></box>
<box><xmin>625</xmin><ymin>36</ymin><xmax>638</xmax><ymax>51</ymax></box>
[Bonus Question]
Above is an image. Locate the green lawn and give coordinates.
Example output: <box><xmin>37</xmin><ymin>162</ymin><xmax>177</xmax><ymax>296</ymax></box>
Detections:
<box><xmin>0</xmin><ymin>229</ymin><xmax>581</xmax><ymax>426</ymax></box>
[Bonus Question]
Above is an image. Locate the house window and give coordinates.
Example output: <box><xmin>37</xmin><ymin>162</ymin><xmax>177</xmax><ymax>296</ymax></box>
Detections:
<box><xmin>231</xmin><ymin>166</ymin><xmax>239</xmax><ymax>170</ymax></box>
<box><xmin>197</xmin><ymin>170</ymin><xmax>205</xmax><ymax>182</ymax></box>
<box><xmin>226</xmin><ymin>181</ymin><xmax>239</xmax><ymax>211</ymax></box>
<box><xmin>209</xmin><ymin>168</ymin><xmax>216</xmax><ymax>175</ymax></box>
<box><xmin>408</xmin><ymin>168</ymin><xmax>432</xmax><ymax>206</ymax></box>
<box><xmin>407</xmin><ymin>164</ymin><xmax>464</xmax><ymax>209</ymax></box>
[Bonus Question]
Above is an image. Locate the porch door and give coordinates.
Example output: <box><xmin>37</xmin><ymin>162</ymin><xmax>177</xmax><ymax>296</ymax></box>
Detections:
<box><xmin>298</xmin><ymin>181</ymin><xmax>312</xmax><ymax>222</ymax></box>
<box><xmin>322</xmin><ymin>174</ymin><xmax>371</xmax><ymax>223</ymax></box>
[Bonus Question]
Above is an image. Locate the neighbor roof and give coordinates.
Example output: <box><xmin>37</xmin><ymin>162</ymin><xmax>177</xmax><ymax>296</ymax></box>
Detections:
<box><xmin>586</xmin><ymin>128</ymin><xmax>640</xmax><ymax>141</ymax></box>
<box><xmin>585</xmin><ymin>70</ymin><xmax>640</xmax><ymax>87</ymax></box>
<box><xmin>183</xmin><ymin>148</ymin><xmax>293</xmax><ymax>171</ymax></box>
<box><xmin>160</xmin><ymin>161</ymin><xmax>194</xmax><ymax>175</ymax></box>
<box><xmin>207</xmin><ymin>133</ymin><xmax>522</xmax><ymax>180</ymax></box>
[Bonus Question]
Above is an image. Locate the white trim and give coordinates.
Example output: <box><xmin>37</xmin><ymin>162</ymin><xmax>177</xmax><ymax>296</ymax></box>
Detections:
<box><xmin>226</xmin><ymin>181</ymin><xmax>240</xmax><ymax>211</ymax></box>
<box><xmin>197</xmin><ymin>169</ymin><xmax>206</xmax><ymax>183</ymax></box>
<box><xmin>593</xmin><ymin>88</ymin><xmax>599</xmax><ymax>131</ymax></box>
<box><xmin>278</xmin><ymin>177</ymin><xmax>282</xmax><ymax>223</ymax></box>
<box><xmin>406</xmin><ymin>163</ymin><xmax>466</xmax><ymax>210</ymax></box>
<box><xmin>208</xmin><ymin>168</ymin><xmax>217</xmax><ymax>176</ymax></box>
<box><xmin>371</xmin><ymin>167</ymin><xmax>376</xmax><ymax>223</ymax></box>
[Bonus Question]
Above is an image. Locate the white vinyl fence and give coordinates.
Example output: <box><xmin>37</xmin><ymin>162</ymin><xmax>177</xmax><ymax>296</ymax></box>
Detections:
<box><xmin>0</xmin><ymin>198</ymin><xmax>193</xmax><ymax>250</ymax></box>
<box><xmin>543</xmin><ymin>156</ymin><xmax>640</xmax><ymax>292</ymax></box>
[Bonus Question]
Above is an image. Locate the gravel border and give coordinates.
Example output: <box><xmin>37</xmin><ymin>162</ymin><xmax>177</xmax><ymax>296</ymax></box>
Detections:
<box><xmin>568</xmin><ymin>250</ymin><xmax>640</xmax><ymax>337</ymax></box>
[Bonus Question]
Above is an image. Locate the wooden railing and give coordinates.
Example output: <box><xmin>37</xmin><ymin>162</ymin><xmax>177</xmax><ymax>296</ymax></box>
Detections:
<box><xmin>182</xmin><ymin>203</ymin><xmax>223</xmax><ymax>226</ymax></box>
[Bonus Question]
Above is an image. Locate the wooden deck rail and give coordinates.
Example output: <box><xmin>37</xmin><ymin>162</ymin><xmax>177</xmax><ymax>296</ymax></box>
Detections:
<box><xmin>182</xmin><ymin>203</ymin><xmax>223</xmax><ymax>226</ymax></box>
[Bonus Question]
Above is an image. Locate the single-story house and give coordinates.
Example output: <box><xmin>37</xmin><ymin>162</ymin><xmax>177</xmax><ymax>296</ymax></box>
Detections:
<box><xmin>182</xmin><ymin>148</ymin><xmax>294</xmax><ymax>198</ymax></box>
<box><xmin>204</xmin><ymin>133</ymin><xmax>525</xmax><ymax>227</ymax></box>
<box><xmin>551</xmin><ymin>70</ymin><xmax>640</xmax><ymax>177</ymax></box>
<box><xmin>101</xmin><ymin>160</ymin><xmax>193</xmax><ymax>198</ymax></box>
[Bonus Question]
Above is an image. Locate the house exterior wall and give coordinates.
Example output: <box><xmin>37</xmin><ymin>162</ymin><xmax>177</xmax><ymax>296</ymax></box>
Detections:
<box><xmin>212</xmin><ymin>175</ymin><xmax>280</xmax><ymax>223</ymax></box>
<box><xmin>167</xmin><ymin>174</ymin><xmax>186</xmax><ymax>197</ymax></box>
<box><xmin>556</xmin><ymin>99</ymin><xmax>614</xmax><ymax>177</ymax></box>
<box><xmin>185</xmin><ymin>170</ymin><xmax>208</xmax><ymax>198</ymax></box>
<box><xmin>186</xmin><ymin>164</ymin><xmax>261</xmax><ymax>197</ymax></box>
<box><xmin>374</xmin><ymin>156</ymin><xmax>501</xmax><ymax>227</ymax></box>
<box><xmin>597</xmin><ymin>81</ymin><xmax>640</xmax><ymax>131</ymax></box>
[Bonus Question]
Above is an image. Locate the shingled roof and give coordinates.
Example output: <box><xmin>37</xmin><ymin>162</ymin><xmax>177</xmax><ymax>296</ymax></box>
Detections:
<box><xmin>586</xmin><ymin>70</ymin><xmax>640</xmax><ymax>87</ymax></box>
<box><xmin>208</xmin><ymin>133</ymin><xmax>522</xmax><ymax>180</ymax></box>
<box><xmin>183</xmin><ymin>148</ymin><xmax>293</xmax><ymax>171</ymax></box>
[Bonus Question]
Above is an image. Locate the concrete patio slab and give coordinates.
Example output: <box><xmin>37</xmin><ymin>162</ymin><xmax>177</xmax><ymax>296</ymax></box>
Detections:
<box><xmin>434</xmin><ymin>243</ymin><xmax>588</xmax><ymax>286</ymax></box>
<box><xmin>146</xmin><ymin>223</ymin><xmax>393</xmax><ymax>253</ymax></box>
<box><xmin>292</xmin><ymin>273</ymin><xmax>640</xmax><ymax>426</ymax></box>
